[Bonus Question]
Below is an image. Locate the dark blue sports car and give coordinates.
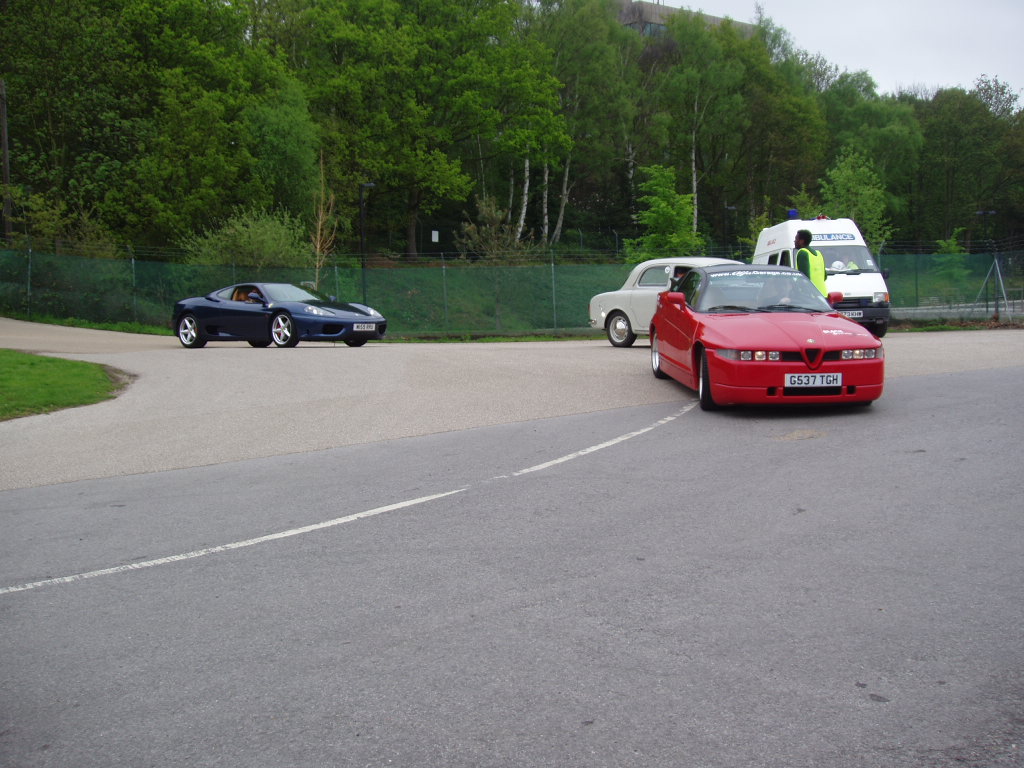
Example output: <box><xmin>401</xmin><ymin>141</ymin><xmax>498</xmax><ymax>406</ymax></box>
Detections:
<box><xmin>172</xmin><ymin>283</ymin><xmax>387</xmax><ymax>348</ymax></box>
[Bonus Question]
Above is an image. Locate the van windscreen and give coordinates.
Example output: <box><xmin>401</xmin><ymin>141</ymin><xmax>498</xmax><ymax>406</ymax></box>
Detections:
<box><xmin>818</xmin><ymin>245</ymin><xmax>878</xmax><ymax>272</ymax></box>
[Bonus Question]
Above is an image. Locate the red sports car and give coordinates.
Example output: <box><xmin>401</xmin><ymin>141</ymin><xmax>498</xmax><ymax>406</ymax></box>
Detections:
<box><xmin>649</xmin><ymin>264</ymin><xmax>884</xmax><ymax>410</ymax></box>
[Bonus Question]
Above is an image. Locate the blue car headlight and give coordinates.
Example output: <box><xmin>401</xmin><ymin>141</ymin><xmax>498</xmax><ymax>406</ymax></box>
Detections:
<box><xmin>303</xmin><ymin>305</ymin><xmax>336</xmax><ymax>317</ymax></box>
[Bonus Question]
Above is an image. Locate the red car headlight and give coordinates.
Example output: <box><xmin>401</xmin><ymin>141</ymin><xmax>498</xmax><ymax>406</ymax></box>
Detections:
<box><xmin>718</xmin><ymin>349</ymin><xmax>781</xmax><ymax>361</ymax></box>
<box><xmin>840</xmin><ymin>348</ymin><xmax>882</xmax><ymax>360</ymax></box>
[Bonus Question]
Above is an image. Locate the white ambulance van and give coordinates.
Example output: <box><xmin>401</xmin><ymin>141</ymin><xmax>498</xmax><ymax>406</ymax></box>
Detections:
<box><xmin>752</xmin><ymin>216</ymin><xmax>891</xmax><ymax>336</ymax></box>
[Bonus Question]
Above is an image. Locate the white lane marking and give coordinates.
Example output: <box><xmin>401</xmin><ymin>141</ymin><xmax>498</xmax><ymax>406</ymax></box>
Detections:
<box><xmin>0</xmin><ymin>489</ymin><xmax>465</xmax><ymax>596</ymax></box>
<box><xmin>511</xmin><ymin>404</ymin><xmax>696</xmax><ymax>476</ymax></box>
<box><xmin>2</xmin><ymin>404</ymin><xmax>693</xmax><ymax>596</ymax></box>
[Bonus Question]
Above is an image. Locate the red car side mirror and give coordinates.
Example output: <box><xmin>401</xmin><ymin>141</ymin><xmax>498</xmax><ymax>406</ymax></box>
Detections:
<box><xmin>827</xmin><ymin>291</ymin><xmax>844</xmax><ymax>307</ymax></box>
<box><xmin>666</xmin><ymin>291</ymin><xmax>686</xmax><ymax>307</ymax></box>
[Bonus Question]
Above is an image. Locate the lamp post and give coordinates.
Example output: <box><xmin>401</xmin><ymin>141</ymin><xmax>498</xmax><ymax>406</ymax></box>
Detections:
<box><xmin>359</xmin><ymin>182</ymin><xmax>375</xmax><ymax>305</ymax></box>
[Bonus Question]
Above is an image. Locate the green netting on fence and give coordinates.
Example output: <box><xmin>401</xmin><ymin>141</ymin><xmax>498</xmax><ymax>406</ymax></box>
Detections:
<box><xmin>0</xmin><ymin>250</ymin><xmax>632</xmax><ymax>333</ymax></box>
<box><xmin>2</xmin><ymin>250</ymin><xmax>1020</xmax><ymax>333</ymax></box>
<box><xmin>881</xmin><ymin>252</ymin><xmax>1023</xmax><ymax>309</ymax></box>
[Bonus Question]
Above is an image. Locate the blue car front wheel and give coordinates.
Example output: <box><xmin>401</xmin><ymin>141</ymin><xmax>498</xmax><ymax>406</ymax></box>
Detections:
<box><xmin>271</xmin><ymin>313</ymin><xmax>299</xmax><ymax>348</ymax></box>
<box><xmin>177</xmin><ymin>314</ymin><xmax>206</xmax><ymax>349</ymax></box>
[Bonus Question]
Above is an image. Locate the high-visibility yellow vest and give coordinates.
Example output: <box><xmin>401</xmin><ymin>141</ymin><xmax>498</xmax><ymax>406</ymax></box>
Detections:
<box><xmin>796</xmin><ymin>247</ymin><xmax>827</xmax><ymax>295</ymax></box>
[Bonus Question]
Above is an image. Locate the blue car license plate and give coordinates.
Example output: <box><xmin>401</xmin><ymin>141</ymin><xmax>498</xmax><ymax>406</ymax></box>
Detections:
<box><xmin>353</xmin><ymin>323</ymin><xmax>376</xmax><ymax>331</ymax></box>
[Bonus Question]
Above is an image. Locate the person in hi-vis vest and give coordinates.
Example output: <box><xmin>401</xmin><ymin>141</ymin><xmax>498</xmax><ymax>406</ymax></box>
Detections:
<box><xmin>794</xmin><ymin>229</ymin><xmax>827</xmax><ymax>295</ymax></box>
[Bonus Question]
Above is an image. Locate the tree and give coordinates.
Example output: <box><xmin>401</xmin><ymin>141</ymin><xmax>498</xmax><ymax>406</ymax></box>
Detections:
<box><xmin>623</xmin><ymin>165</ymin><xmax>703</xmax><ymax>263</ymax></box>
<box><xmin>241</xmin><ymin>73</ymin><xmax>318</xmax><ymax>218</ymax></box>
<box><xmin>912</xmin><ymin>88</ymin><xmax>1005</xmax><ymax>240</ymax></box>
<box><xmin>788</xmin><ymin>185</ymin><xmax>823</xmax><ymax>220</ymax></box>
<box><xmin>1</xmin><ymin>0</ymin><xmax>149</xmax><ymax>241</ymax></box>
<box><xmin>179</xmin><ymin>207</ymin><xmax>312</xmax><ymax>269</ymax></box>
<box><xmin>311</xmin><ymin>153</ymin><xmax>347</xmax><ymax>289</ymax></box>
<box><xmin>819</xmin><ymin>71</ymin><xmax>923</xmax><ymax>230</ymax></box>
<box><xmin>972</xmin><ymin>75</ymin><xmax>1020</xmax><ymax>119</ymax></box>
<box><xmin>657</xmin><ymin>14</ymin><xmax>746</xmax><ymax>232</ymax></box>
<box><xmin>932</xmin><ymin>228</ymin><xmax>970</xmax><ymax>288</ymax></box>
<box><xmin>0</xmin><ymin>0</ymin><xmax>319</xmax><ymax>247</ymax></box>
<box><xmin>719</xmin><ymin>13</ymin><xmax>828</xmax><ymax>238</ymax></box>
<box><xmin>120</xmin><ymin>0</ymin><xmax>318</xmax><ymax>243</ymax></box>
<box><xmin>820</xmin><ymin>148</ymin><xmax>892</xmax><ymax>251</ymax></box>
<box><xmin>303</xmin><ymin>0</ymin><xmax>566</xmax><ymax>257</ymax></box>
<box><xmin>527</xmin><ymin>0</ymin><xmax>636</xmax><ymax>244</ymax></box>
<box><xmin>455</xmin><ymin>195</ymin><xmax>538</xmax><ymax>258</ymax></box>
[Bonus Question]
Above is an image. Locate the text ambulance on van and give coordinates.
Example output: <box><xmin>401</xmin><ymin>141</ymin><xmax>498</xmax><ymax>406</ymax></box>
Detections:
<box><xmin>752</xmin><ymin>216</ymin><xmax>890</xmax><ymax>337</ymax></box>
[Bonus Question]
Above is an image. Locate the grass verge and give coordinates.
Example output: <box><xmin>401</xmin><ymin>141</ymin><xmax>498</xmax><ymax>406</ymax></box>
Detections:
<box><xmin>889</xmin><ymin>318</ymin><xmax>1024</xmax><ymax>332</ymax></box>
<box><xmin>0</xmin><ymin>349</ymin><xmax>130</xmax><ymax>421</ymax></box>
<box><xmin>2</xmin><ymin>311</ymin><xmax>173</xmax><ymax>336</ymax></box>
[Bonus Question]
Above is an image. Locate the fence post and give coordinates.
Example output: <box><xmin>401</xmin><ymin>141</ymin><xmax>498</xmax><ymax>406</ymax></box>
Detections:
<box><xmin>550</xmin><ymin>252</ymin><xmax>557</xmax><ymax>330</ymax></box>
<box><xmin>442</xmin><ymin>252</ymin><xmax>449</xmax><ymax>329</ymax></box>
<box><xmin>26</xmin><ymin>242</ymin><xmax>32</xmax><ymax>320</ymax></box>
<box><xmin>914</xmin><ymin>253</ymin><xmax>919</xmax><ymax>307</ymax></box>
<box><xmin>129</xmin><ymin>246</ymin><xmax>138</xmax><ymax>323</ymax></box>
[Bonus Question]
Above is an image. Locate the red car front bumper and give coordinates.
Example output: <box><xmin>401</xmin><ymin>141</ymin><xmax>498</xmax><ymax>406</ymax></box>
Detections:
<box><xmin>708</xmin><ymin>354</ymin><xmax>884</xmax><ymax>405</ymax></box>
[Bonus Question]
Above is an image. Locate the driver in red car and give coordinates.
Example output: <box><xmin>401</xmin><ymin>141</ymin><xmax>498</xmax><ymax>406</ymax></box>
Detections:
<box><xmin>756</xmin><ymin>275</ymin><xmax>821</xmax><ymax>308</ymax></box>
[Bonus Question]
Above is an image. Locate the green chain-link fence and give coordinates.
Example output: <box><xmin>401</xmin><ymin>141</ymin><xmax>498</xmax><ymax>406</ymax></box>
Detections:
<box><xmin>1</xmin><ymin>249</ymin><xmax>1021</xmax><ymax>334</ymax></box>
<box><xmin>0</xmin><ymin>250</ymin><xmax>632</xmax><ymax>333</ymax></box>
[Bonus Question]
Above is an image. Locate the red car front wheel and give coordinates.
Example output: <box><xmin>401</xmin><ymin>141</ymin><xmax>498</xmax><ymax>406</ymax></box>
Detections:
<box><xmin>698</xmin><ymin>350</ymin><xmax>720</xmax><ymax>411</ymax></box>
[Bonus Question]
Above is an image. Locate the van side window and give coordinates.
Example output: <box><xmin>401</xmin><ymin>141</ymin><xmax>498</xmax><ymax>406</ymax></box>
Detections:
<box><xmin>779</xmin><ymin>250</ymin><xmax>792</xmax><ymax>268</ymax></box>
<box><xmin>767</xmin><ymin>253</ymin><xmax>779</xmax><ymax>265</ymax></box>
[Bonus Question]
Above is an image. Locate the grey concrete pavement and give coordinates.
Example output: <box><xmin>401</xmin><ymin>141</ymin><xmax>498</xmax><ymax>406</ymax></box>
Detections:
<box><xmin>1</xmin><ymin>319</ymin><xmax>677</xmax><ymax>490</ymax></box>
<box><xmin>2</xmin><ymin>317</ymin><xmax>1022</xmax><ymax>491</ymax></box>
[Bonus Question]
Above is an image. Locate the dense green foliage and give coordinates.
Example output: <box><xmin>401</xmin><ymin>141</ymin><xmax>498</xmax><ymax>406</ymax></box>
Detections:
<box><xmin>1</xmin><ymin>0</ymin><xmax>1021</xmax><ymax>261</ymax></box>
<box><xmin>179</xmin><ymin>207</ymin><xmax>312</xmax><ymax>267</ymax></box>
<box><xmin>623</xmin><ymin>165</ymin><xmax>702</xmax><ymax>263</ymax></box>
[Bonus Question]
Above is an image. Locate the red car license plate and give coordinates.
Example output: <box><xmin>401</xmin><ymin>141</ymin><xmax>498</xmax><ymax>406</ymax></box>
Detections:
<box><xmin>785</xmin><ymin>373</ymin><xmax>842</xmax><ymax>387</ymax></box>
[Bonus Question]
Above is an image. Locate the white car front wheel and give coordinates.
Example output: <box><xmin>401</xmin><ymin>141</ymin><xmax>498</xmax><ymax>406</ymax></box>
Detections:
<box><xmin>606</xmin><ymin>311</ymin><xmax>636</xmax><ymax>347</ymax></box>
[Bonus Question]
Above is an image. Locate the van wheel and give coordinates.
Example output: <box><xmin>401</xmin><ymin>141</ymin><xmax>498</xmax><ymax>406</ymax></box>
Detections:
<box><xmin>606</xmin><ymin>312</ymin><xmax>636</xmax><ymax>347</ymax></box>
<box><xmin>873</xmin><ymin>322</ymin><xmax>888</xmax><ymax>337</ymax></box>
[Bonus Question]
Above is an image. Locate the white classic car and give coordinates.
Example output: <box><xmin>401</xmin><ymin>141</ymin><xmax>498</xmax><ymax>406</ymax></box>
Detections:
<box><xmin>589</xmin><ymin>256</ymin><xmax>740</xmax><ymax>347</ymax></box>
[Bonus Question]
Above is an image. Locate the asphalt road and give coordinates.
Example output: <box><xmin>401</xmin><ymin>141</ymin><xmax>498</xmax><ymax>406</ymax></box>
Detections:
<box><xmin>1</xmin><ymin>319</ymin><xmax>1023</xmax><ymax>767</ymax></box>
<box><xmin>1</xmin><ymin>317</ymin><xmax>1022</xmax><ymax>491</ymax></box>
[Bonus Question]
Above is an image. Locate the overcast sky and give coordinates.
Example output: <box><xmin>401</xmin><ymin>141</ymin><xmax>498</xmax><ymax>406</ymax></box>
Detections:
<box><xmin>662</xmin><ymin>0</ymin><xmax>1024</xmax><ymax>97</ymax></box>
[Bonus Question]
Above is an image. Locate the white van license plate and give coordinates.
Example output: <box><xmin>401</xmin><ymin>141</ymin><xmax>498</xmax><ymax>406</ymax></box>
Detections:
<box><xmin>353</xmin><ymin>323</ymin><xmax>376</xmax><ymax>331</ymax></box>
<box><xmin>786</xmin><ymin>373</ymin><xmax>842</xmax><ymax>387</ymax></box>
<box><xmin>840</xmin><ymin>310</ymin><xmax>863</xmax><ymax>318</ymax></box>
